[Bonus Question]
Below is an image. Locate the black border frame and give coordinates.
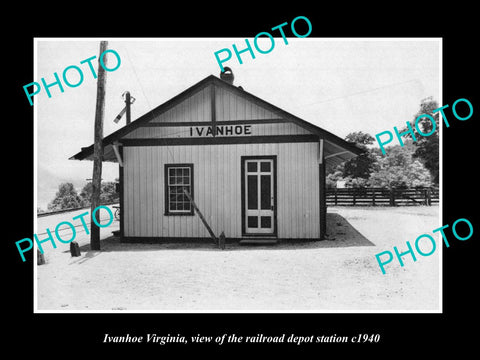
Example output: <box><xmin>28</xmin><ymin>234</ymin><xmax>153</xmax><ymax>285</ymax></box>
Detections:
<box><xmin>10</xmin><ymin>8</ymin><xmax>480</xmax><ymax>353</ymax></box>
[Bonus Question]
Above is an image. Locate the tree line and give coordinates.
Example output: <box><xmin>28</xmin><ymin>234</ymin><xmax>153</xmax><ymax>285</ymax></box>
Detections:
<box><xmin>327</xmin><ymin>98</ymin><xmax>439</xmax><ymax>189</ymax></box>
<box><xmin>38</xmin><ymin>180</ymin><xmax>119</xmax><ymax>213</ymax></box>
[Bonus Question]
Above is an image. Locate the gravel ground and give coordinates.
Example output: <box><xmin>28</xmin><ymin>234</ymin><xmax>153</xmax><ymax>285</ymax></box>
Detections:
<box><xmin>36</xmin><ymin>205</ymin><xmax>440</xmax><ymax>312</ymax></box>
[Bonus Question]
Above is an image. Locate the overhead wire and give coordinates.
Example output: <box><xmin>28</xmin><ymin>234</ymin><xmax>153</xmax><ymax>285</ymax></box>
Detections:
<box><xmin>120</xmin><ymin>44</ymin><xmax>199</xmax><ymax>221</ymax></box>
<box><xmin>121</xmin><ymin>44</ymin><xmax>177</xmax><ymax>163</ymax></box>
<box><xmin>294</xmin><ymin>79</ymin><xmax>421</xmax><ymax>109</ymax></box>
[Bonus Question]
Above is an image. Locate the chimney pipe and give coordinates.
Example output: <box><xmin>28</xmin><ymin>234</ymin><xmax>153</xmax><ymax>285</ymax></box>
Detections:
<box><xmin>220</xmin><ymin>67</ymin><xmax>234</xmax><ymax>85</ymax></box>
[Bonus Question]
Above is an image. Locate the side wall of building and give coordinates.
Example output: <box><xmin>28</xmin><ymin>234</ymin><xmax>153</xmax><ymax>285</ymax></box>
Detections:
<box><xmin>122</xmin><ymin>142</ymin><xmax>320</xmax><ymax>240</ymax></box>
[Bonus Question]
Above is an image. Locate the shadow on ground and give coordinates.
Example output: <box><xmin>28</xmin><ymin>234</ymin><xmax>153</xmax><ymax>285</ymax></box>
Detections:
<box><xmin>70</xmin><ymin>212</ymin><xmax>374</xmax><ymax>254</ymax></box>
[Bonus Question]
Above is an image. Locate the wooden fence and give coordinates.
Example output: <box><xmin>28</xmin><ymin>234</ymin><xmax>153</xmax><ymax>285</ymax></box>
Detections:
<box><xmin>326</xmin><ymin>187</ymin><xmax>439</xmax><ymax>206</ymax></box>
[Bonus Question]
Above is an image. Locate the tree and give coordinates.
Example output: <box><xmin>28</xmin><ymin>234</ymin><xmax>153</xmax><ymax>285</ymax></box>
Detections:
<box><xmin>327</xmin><ymin>130</ymin><xmax>433</xmax><ymax>189</ymax></box>
<box><xmin>79</xmin><ymin>181</ymin><xmax>93</xmax><ymax>206</ymax></box>
<box><xmin>401</xmin><ymin>98</ymin><xmax>440</xmax><ymax>185</ymax></box>
<box><xmin>343</xmin><ymin>131</ymin><xmax>377</xmax><ymax>179</ymax></box>
<box><xmin>326</xmin><ymin>131</ymin><xmax>378</xmax><ymax>188</ymax></box>
<box><xmin>47</xmin><ymin>183</ymin><xmax>83</xmax><ymax>211</ymax></box>
<box><xmin>368</xmin><ymin>144</ymin><xmax>432</xmax><ymax>188</ymax></box>
<box><xmin>79</xmin><ymin>181</ymin><xmax>119</xmax><ymax>206</ymax></box>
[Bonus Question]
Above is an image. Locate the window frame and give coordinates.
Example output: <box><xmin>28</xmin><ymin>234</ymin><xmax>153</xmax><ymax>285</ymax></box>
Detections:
<box><xmin>164</xmin><ymin>163</ymin><xmax>194</xmax><ymax>216</ymax></box>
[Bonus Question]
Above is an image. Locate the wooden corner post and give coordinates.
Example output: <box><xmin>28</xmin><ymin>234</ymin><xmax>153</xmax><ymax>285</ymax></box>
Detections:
<box><xmin>319</xmin><ymin>139</ymin><xmax>326</xmax><ymax>240</ymax></box>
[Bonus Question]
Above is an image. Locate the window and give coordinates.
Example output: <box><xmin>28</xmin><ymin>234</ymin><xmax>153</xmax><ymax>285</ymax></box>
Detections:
<box><xmin>164</xmin><ymin>164</ymin><xmax>194</xmax><ymax>215</ymax></box>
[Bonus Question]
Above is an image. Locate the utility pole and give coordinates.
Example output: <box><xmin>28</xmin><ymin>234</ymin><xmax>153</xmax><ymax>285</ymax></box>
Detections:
<box><xmin>91</xmin><ymin>40</ymin><xmax>108</xmax><ymax>250</ymax></box>
<box><xmin>125</xmin><ymin>91</ymin><xmax>131</xmax><ymax>125</ymax></box>
<box><xmin>113</xmin><ymin>91</ymin><xmax>134</xmax><ymax>125</ymax></box>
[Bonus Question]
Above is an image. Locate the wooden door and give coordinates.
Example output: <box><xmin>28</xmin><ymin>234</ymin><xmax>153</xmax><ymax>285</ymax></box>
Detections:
<box><xmin>242</xmin><ymin>156</ymin><xmax>277</xmax><ymax>236</ymax></box>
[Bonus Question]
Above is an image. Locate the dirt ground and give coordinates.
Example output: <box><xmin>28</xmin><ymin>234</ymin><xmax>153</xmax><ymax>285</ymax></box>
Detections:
<box><xmin>35</xmin><ymin>205</ymin><xmax>441</xmax><ymax>312</ymax></box>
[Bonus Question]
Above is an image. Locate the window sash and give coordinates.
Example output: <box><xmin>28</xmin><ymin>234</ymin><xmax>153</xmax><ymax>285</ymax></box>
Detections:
<box><xmin>165</xmin><ymin>164</ymin><xmax>193</xmax><ymax>214</ymax></box>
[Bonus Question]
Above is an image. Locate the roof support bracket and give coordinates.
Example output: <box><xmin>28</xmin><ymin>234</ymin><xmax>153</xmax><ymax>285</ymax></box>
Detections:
<box><xmin>324</xmin><ymin>150</ymin><xmax>351</xmax><ymax>160</ymax></box>
<box><xmin>112</xmin><ymin>141</ymin><xmax>123</xmax><ymax>167</ymax></box>
<box><xmin>318</xmin><ymin>139</ymin><xmax>324</xmax><ymax>164</ymax></box>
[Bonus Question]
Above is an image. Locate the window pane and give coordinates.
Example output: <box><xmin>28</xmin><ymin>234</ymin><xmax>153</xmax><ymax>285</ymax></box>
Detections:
<box><xmin>183</xmin><ymin>176</ymin><xmax>189</xmax><ymax>185</ymax></box>
<box><xmin>183</xmin><ymin>168</ymin><xmax>189</xmax><ymax>176</ymax></box>
<box><xmin>248</xmin><ymin>216</ymin><xmax>258</xmax><ymax>228</ymax></box>
<box><xmin>170</xmin><ymin>202</ymin><xmax>177</xmax><ymax>210</ymax></box>
<box><xmin>247</xmin><ymin>175</ymin><xmax>258</xmax><ymax>210</ymax></box>
<box><xmin>260</xmin><ymin>216</ymin><xmax>272</xmax><ymax>228</ymax></box>
<box><xmin>169</xmin><ymin>176</ymin><xmax>175</xmax><ymax>185</ymax></box>
<box><xmin>260</xmin><ymin>175</ymin><xmax>271</xmax><ymax>210</ymax></box>
<box><xmin>247</xmin><ymin>162</ymin><xmax>257</xmax><ymax>172</ymax></box>
<box><xmin>260</xmin><ymin>161</ymin><xmax>271</xmax><ymax>172</ymax></box>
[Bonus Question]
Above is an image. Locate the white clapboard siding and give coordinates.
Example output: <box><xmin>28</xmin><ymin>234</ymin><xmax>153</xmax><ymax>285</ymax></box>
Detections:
<box><xmin>149</xmin><ymin>85</ymin><xmax>211</xmax><ymax>123</ymax></box>
<box><xmin>122</xmin><ymin>83</ymin><xmax>311</xmax><ymax>139</ymax></box>
<box><xmin>123</xmin><ymin>142</ymin><xmax>320</xmax><ymax>239</ymax></box>
<box><xmin>215</xmin><ymin>86</ymin><xmax>278</xmax><ymax>121</ymax></box>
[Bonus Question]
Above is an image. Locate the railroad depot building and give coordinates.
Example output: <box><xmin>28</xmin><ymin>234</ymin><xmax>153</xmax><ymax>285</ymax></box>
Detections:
<box><xmin>71</xmin><ymin>70</ymin><xmax>362</xmax><ymax>243</ymax></box>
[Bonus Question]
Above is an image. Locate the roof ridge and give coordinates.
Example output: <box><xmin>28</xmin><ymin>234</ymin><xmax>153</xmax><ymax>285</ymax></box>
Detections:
<box><xmin>70</xmin><ymin>74</ymin><xmax>363</xmax><ymax>161</ymax></box>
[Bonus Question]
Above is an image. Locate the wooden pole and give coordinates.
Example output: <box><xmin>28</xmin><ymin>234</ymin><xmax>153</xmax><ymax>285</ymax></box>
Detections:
<box><xmin>125</xmin><ymin>91</ymin><xmax>131</xmax><ymax>125</ymax></box>
<box><xmin>183</xmin><ymin>189</ymin><xmax>217</xmax><ymax>243</ymax></box>
<box><xmin>90</xmin><ymin>40</ymin><xmax>108</xmax><ymax>251</ymax></box>
<box><xmin>426</xmin><ymin>188</ymin><xmax>431</xmax><ymax>206</ymax></box>
<box><xmin>389</xmin><ymin>188</ymin><xmax>395</xmax><ymax>206</ymax></box>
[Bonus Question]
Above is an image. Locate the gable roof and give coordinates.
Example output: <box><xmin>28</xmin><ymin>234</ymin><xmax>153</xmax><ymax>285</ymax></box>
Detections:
<box><xmin>70</xmin><ymin>74</ymin><xmax>363</xmax><ymax>169</ymax></box>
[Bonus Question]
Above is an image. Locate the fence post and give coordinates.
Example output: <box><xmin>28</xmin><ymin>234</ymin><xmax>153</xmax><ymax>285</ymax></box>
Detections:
<box><xmin>334</xmin><ymin>189</ymin><xmax>337</xmax><ymax>206</ymax></box>
<box><xmin>70</xmin><ymin>241</ymin><xmax>81</xmax><ymax>257</ymax></box>
<box><xmin>372</xmin><ymin>189</ymin><xmax>376</xmax><ymax>206</ymax></box>
<box><xmin>426</xmin><ymin>188</ymin><xmax>431</xmax><ymax>206</ymax></box>
<box><xmin>353</xmin><ymin>189</ymin><xmax>356</xmax><ymax>206</ymax></box>
<box><xmin>390</xmin><ymin>188</ymin><xmax>395</xmax><ymax>206</ymax></box>
<box><xmin>37</xmin><ymin>249</ymin><xmax>45</xmax><ymax>265</ymax></box>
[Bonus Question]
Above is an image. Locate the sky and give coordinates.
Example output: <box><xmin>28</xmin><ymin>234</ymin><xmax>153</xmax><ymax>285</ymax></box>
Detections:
<box><xmin>35</xmin><ymin>38</ymin><xmax>441</xmax><ymax>210</ymax></box>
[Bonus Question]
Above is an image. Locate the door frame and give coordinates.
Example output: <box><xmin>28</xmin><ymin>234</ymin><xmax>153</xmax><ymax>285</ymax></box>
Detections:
<box><xmin>240</xmin><ymin>155</ymin><xmax>277</xmax><ymax>237</ymax></box>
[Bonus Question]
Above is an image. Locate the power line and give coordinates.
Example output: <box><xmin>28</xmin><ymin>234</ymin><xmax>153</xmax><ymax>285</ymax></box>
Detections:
<box><xmin>121</xmin><ymin>45</ymin><xmax>177</xmax><ymax>164</ymax></box>
<box><xmin>297</xmin><ymin>79</ymin><xmax>421</xmax><ymax>108</ymax></box>
<box><xmin>122</xmin><ymin>46</ymin><xmax>153</xmax><ymax>110</ymax></box>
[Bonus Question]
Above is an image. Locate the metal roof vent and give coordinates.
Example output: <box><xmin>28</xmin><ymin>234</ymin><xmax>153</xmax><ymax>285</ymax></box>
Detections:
<box><xmin>220</xmin><ymin>67</ymin><xmax>234</xmax><ymax>85</ymax></box>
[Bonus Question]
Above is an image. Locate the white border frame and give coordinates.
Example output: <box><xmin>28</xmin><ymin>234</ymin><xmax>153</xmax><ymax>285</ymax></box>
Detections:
<box><xmin>33</xmin><ymin>37</ymin><xmax>443</xmax><ymax>314</ymax></box>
